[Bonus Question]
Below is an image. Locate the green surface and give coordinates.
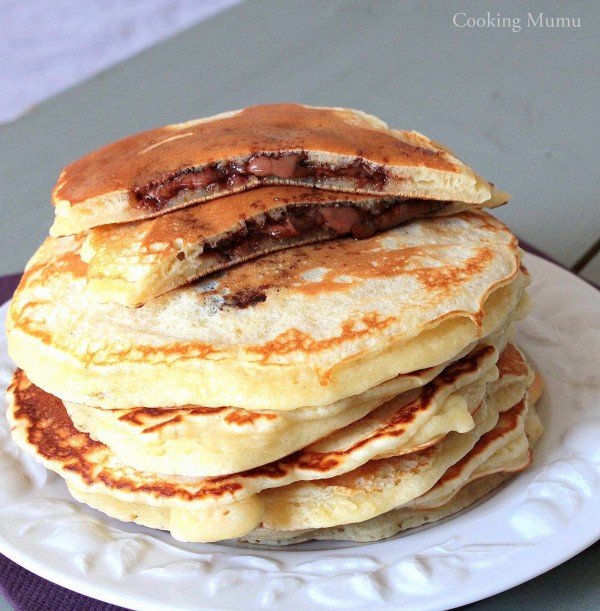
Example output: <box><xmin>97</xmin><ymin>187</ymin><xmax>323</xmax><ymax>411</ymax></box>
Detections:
<box><xmin>0</xmin><ymin>0</ymin><xmax>599</xmax><ymax>274</ymax></box>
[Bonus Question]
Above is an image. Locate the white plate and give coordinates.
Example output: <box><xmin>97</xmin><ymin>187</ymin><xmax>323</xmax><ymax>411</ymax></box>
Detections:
<box><xmin>0</xmin><ymin>253</ymin><xmax>599</xmax><ymax>611</ymax></box>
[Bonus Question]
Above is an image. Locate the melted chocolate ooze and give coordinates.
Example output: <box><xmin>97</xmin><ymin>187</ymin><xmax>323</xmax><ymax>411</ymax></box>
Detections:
<box><xmin>132</xmin><ymin>153</ymin><xmax>390</xmax><ymax>211</ymax></box>
<box><xmin>204</xmin><ymin>199</ymin><xmax>447</xmax><ymax>261</ymax></box>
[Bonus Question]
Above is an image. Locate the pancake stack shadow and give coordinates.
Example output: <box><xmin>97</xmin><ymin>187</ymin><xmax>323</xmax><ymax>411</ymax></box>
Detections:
<box><xmin>6</xmin><ymin>104</ymin><xmax>542</xmax><ymax>544</ymax></box>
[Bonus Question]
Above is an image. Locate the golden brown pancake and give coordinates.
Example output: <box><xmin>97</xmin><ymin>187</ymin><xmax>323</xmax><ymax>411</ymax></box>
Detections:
<box><xmin>242</xmin><ymin>385</ymin><xmax>542</xmax><ymax>545</ymax></box>
<box><xmin>50</xmin><ymin>104</ymin><xmax>508</xmax><ymax>235</ymax></box>
<box><xmin>62</xmin><ymin>341</ymin><xmax>501</xmax><ymax>476</ymax></box>
<box><xmin>8</xmin><ymin>211</ymin><xmax>527</xmax><ymax>411</ymax></box>
<box><xmin>5</xmin><ymin>100</ymin><xmax>540</xmax><ymax>548</ymax></box>
<box><xmin>487</xmin><ymin>341</ymin><xmax>534</xmax><ymax>412</ymax></box>
<box><xmin>6</xmin><ymin>340</ymin><xmax>534</xmax><ymax>543</ymax></box>
<box><xmin>249</xmin><ymin>346</ymin><xmax>531</xmax><ymax>533</ymax></box>
<box><xmin>242</xmin><ymin>473</ymin><xmax>515</xmax><ymax>544</ymax></box>
<box><xmin>82</xmin><ymin>185</ymin><xmax>492</xmax><ymax>307</ymax></box>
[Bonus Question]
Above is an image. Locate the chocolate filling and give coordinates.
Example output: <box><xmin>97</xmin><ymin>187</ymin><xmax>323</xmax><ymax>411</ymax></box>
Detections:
<box><xmin>132</xmin><ymin>153</ymin><xmax>389</xmax><ymax>211</ymax></box>
<box><xmin>204</xmin><ymin>198</ymin><xmax>447</xmax><ymax>260</ymax></box>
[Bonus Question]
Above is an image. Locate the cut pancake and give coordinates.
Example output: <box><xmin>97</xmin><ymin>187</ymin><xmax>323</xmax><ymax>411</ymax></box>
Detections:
<box><xmin>63</xmin><ymin>340</ymin><xmax>501</xmax><ymax>476</ymax></box>
<box><xmin>8</xmin><ymin>211</ymin><xmax>527</xmax><ymax>410</ymax></box>
<box><xmin>81</xmin><ymin>186</ymin><xmax>490</xmax><ymax>307</ymax></box>
<box><xmin>50</xmin><ymin>104</ymin><xmax>508</xmax><ymax>236</ymax></box>
<box><xmin>6</xmin><ymin>342</ymin><xmax>534</xmax><ymax>543</ymax></box>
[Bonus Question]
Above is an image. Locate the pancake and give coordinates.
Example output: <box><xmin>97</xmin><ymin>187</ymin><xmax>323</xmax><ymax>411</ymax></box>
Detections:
<box><xmin>8</xmin><ymin>211</ymin><xmax>528</xmax><ymax>410</ymax></box>
<box><xmin>487</xmin><ymin>341</ymin><xmax>534</xmax><ymax>412</ymax></box>
<box><xmin>405</xmin><ymin>397</ymin><xmax>534</xmax><ymax>511</ymax></box>
<box><xmin>242</xmin><ymin>392</ymin><xmax>540</xmax><ymax>545</ymax></box>
<box><xmin>6</xmin><ymin>341</ymin><xmax>532</xmax><ymax>543</ymax></box>
<box><xmin>50</xmin><ymin>104</ymin><xmax>509</xmax><ymax>236</ymax></box>
<box><xmin>5</xmin><ymin>101</ymin><xmax>541</xmax><ymax>549</ymax></box>
<box><xmin>255</xmin><ymin>473</ymin><xmax>515</xmax><ymax>544</ymax></box>
<box><xmin>63</xmin><ymin>340</ymin><xmax>501</xmax><ymax>476</ymax></box>
<box><xmin>250</xmin><ymin>349</ymin><xmax>530</xmax><ymax>533</ymax></box>
<box><xmin>81</xmin><ymin>186</ymin><xmax>494</xmax><ymax>307</ymax></box>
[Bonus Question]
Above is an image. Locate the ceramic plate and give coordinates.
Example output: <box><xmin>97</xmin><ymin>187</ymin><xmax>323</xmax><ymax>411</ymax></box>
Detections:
<box><xmin>0</xmin><ymin>253</ymin><xmax>599</xmax><ymax>611</ymax></box>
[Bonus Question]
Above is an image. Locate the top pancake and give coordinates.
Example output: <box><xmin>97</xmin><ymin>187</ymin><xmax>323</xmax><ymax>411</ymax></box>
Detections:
<box><xmin>8</xmin><ymin>211</ymin><xmax>526</xmax><ymax>410</ymax></box>
<box><xmin>50</xmin><ymin>104</ymin><xmax>501</xmax><ymax>235</ymax></box>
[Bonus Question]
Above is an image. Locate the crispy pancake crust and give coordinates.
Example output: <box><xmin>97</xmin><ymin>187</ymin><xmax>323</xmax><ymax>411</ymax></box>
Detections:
<box><xmin>50</xmin><ymin>104</ymin><xmax>503</xmax><ymax>235</ymax></box>
<box><xmin>8</xmin><ymin>211</ymin><xmax>527</xmax><ymax>410</ymax></box>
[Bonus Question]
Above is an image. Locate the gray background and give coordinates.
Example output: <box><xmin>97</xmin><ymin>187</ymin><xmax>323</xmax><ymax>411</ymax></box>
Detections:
<box><xmin>0</xmin><ymin>1</ymin><xmax>598</xmax><ymax>609</ymax></box>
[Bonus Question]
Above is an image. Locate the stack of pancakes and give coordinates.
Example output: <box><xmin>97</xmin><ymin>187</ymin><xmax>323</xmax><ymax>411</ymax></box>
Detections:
<box><xmin>6</xmin><ymin>104</ymin><xmax>542</xmax><ymax>544</ymax></box>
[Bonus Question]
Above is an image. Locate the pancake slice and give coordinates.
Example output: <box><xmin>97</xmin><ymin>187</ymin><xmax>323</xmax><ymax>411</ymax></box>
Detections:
<box><xmin>8</xmin><ymin>211</ymin><xmax>527</xmax><ymax>411</ymax></box>
<box><xmin>50</xmin><ymin>104</ymin><xmax>508</xmax><ymax>236</ymax></box>
<box><xmin>81</xmin><ymin>186</ymin><xmax>491</xmax><ymax>307</ymax></box>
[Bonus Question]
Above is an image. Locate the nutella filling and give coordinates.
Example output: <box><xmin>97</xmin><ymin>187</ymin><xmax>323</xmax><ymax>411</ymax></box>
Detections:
<box><xmin>204</xmin><ymin>199</ymin><xmax>447</xmax><ymax>260</ymax></box>
<box><xmin>132</xmin><ymin>153</ymin><xmax>389</xmax><ymax>211</ymax></box>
